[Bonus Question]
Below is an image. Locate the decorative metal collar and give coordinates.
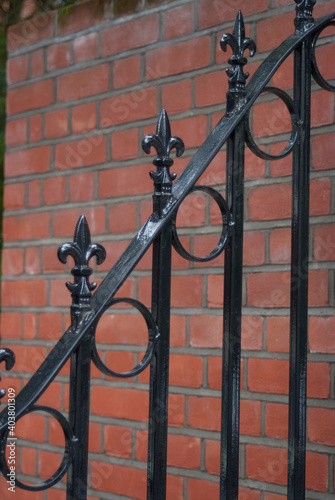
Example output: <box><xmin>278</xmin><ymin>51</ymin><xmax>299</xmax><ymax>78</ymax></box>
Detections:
<box><xmin>142</xmin><ymin>109</ymin><xmax>184</xmax><ymax>196</ymax></box>
<box><xmin>294</xmin><ymin>0</ymin><xmax>316</xmax><ymax>31</ymax></box>
<box><xmin>220</xmin><ymin>10</ymin><xmax>256</xmax><ymax>112</ymax></box>
<box><xmin>58</xmin><ymin>215</ymin><xmax>106</xmax><ymax>304</ymax></box>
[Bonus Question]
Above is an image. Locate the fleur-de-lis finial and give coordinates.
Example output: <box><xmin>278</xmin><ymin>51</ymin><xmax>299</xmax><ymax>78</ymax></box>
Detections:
<box><xmin>0</xmin><ymin>348</ymin><xmax>15</xmax><ymax>405</ymax></box>
<box><xmin>294</xmin><ymin>0</ymin><xmax>316</xmax><ymax>31</ymax></box>
<box><xmin>220</xmin><ymin>10</ymin><xmax>256</xmax><ymax>112</ymax></box>
<box><xmin>142</xmin><ymin>109</ymin><xmax>184</xmax><ymax>197</ymax></box>
<box><xmin>58</xmin><ymin>216</ymin><xmax>106</xmax><ymax>304</ymax></box>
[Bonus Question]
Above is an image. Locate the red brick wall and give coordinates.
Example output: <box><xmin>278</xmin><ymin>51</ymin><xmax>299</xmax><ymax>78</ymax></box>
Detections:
<box><xmin>1</xmin><ymin>0</ymin><xmax>335</xmax><ymax>498</ymax></box>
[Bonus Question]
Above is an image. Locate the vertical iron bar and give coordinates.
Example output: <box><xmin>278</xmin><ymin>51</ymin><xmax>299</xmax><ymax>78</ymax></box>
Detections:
<box><xmin>143</xmin><ymin>110</ymin><xmax>184</xmax><ymax>500</ymax></box>
<box><xmin>147</xmin><ymin>223</ymin><xmax>173</xmax><ymax>500</ymax></box>
<box><xmin>219</xmin><ymin>12</ymin><xmax>254</xmax><ymax>499</ymax></box>
<box><xmin>288</xmin><ymin>36</ymin><xmax>312</xmax><ymax>500</ymax></box>
<box><xmin>66</xmin><ymin>333</ymin><xmax>91</xmax><ymax>500</ymax></box>
<box><xmin>58</xmin><ymin>215</ymin><xmax>106</xmax><ymax>500</ymax></box>
<box><xmin>220</xmin><ymin>121</ymin><xmax>245</xmax><ymax>500</ymax></box>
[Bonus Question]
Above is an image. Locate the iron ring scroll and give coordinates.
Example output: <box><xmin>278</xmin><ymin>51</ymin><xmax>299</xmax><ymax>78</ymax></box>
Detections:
<box><xmin>312</xmin><ymin>21</ymin><xmax>335</xmax><ymax>92</ymax></box>
<box><xmin>172</xmin><ymin>185</ymin><xmax>231</xmax><ymax>262</ymax></box>
<box><xmin>0</xmin><ymin>405</ymin><xmax>74</xmax><ymax>491</ymax></box>
<box><xmin>91</xmin><ymin>298</ymin><xmax>159</xmax><ymax>378</ymax></box>
<box><xmin>245</xmin><ymin>86</ymin><xmax>299</xmax><ymax>160</ymax></box>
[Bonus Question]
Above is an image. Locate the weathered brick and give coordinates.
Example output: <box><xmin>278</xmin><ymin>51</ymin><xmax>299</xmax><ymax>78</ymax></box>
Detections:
<box><xmin>248</xmin><ymin>184</ymin><xmax>291</xmax><ymax>221</ymax></box>
<box><xmin>7</xmin><ymin>11</ymin><xmax>54</xmax><ymax>52</ymax></box>
<box><xmin>104</xmin><ymin>424</ymin><xmax>132</xmax><ymax>458</ymax></box>
<box><xmin>187</xmin><ymin>478</ymin><xmax>219</xmax><ymax>500</ymax></box>
<box><xmin>270</xmin><ymin>227</ymin><xmax>291</xmax><ymax>264</ymax></box>
<box><xmin>3</xmin><ymin>212</ymin><xmax>50</xmax><ymax>242</ymax></box>
<box><xmin>7</xmin><ymin>54</ymin><xmax>28</xmax><ymax>84</ymax></box>
<box><xmin>71</xmin><ymin>102</ymin><xmax>96</xmax><ymax>134</ymax></box>
<box><xmin>25</xmin><ymin>247</ymin><xmax>40</xmax><ymax>275</ymax></box>
<box><xmin>53</xmin><ymin>207</ymin><xmax>106</xmax><ymax>237</ymax></box>
<box><xmin>1</xmin><ymin>280</ymin><xmax>47</xmax><ymax>307</ymax></box>
<box><xmin>111</xmin><ymin>127</ymin><xmax>138</xmax><ymax>160</ymax></box>
<box><xmin>195</xmin><ymin>71</ymin><xmax>228</xmax><ymax>108</ymax></box>
<box><xmin>171</xmin><ymin>115</ymin><xmax>208</xmax><ymax>149</ymax></box>
<box><xmin>309</xmin><ymin>316</ymin><xmax>335</xmax><ymax>353</ymax></box>
<box><xmin>310</xmin><ymin>178</ymin><xmax>331</xmax><ymax>215</ymax></box>
<box><xmin>3</xmin><ymin>183</ymin><xmax>25</xmax><ymax>210</ymax></box>
<box><xmin>57</xmin><ymin>65</ymin><xmax>109</xmax><ymax>102</ymax></box>
<box><xmin>198</xmin><ymin>0</ymin><xmax>268</xmax><ymax>29</ymax></box>
<box><xmin>109</xmin><ymin>203</ymin><xmax>137</xmax><ymax>234</ymax></box>
<box><xmin>45</xmin><ymin>108</ymin><xmax>68</xmax><ymax>139</ymax></box>
<box><xmin>69</xmin><ymin>172</ymin><xmax>95</xmax><ymax>202</ymax></box>
<box><xmin>29</xmin><ymin>114</ymin><xmax>42</xmax><ymax>143</ymax></box>
<box><xmin>188</xmin><ymin>396</ymin><xmax>220</xmax><ymax>431</ymax></box>
<box><xmin>6</xmin><ymin>118</ymin><xmax>27</xmax><ymax>147</ymax></box>
<box><xmin>39</xmin><ymin>312</ymin><xmax>63</xmax><ymax>340</ymax></box>
<box><xmin>257</xmin><ymin>11</ymin><xmax>295</xmax><ymax>52</ymax></box>
<box><xmin>47</xmin><ymin>42</ymin><xmax>70</xmax><ymax>71</ymax></box>
<box><xmin>0</xmin><ymin>312</ymin><xmax>22</xmax><ymax>339</ymax></box>
<box><xmin>163</xmin><ymin>3</ymin><xmax>194</xmax><ymax>40</ymax></box>
<box><xmin>162</xmin><ymin>79</ymin><xmax>192</xmax><ymax>115</ymax></box>
<box><xmin>28</xmin><ymin>179</ymin><xmax>41</xmax><ymax>207</ymax></box>
<box><xmin>55</xmin><ymin>136</ymin><xmax>106</xmax><ymax>170</ymax></box>
<box><xmin>312</xmin><ymin>132</ymin><xmax>335</xmax><ymax>170</ymax></box>
<box><xmin>246</xmin><ymin>444</ymin><xmax>288</xmax><ymax>485</ymax></box>
<box><xmin>170</xmin><ymin>354</ymin><xmax>203</xmax><ymax>388</ymax></box>
<box><xmin>147</xmin><ymin>37</ymin><xmax>211</xmax><ymax>80</ymax></box>
<box><xmin>247</xmin><ymin>270</ymin><xmax>328</xmax><ymax>308</ymax></box>
<box><xmin>73</xmin><ymin>33</ymin><xmax>98</xmax><ymax>64</ymax></box>
<box><xmin>43</xmin><ymin>176</ymin><xmax>67</xmax><ymax>205</ymax></box>
<box><xmin>42</xmin><ymin>247</ymin><xmax>65</xmax><ymax>274</ymax></box>
<box><xmin>314</xmin><ymin>224</ymin><xmax>335</xmax><ymax>261</ymax></box>
<box><xmin>58</xmin><ymin>0</ymin><xmax>108</xmax><ymax>36</ymax></box>
<box><xmin>99</xmin><ymin>164</ymin><xmax>153</xmax><ymax>198</ymax></box>
<box><xmin>101</xmin><ymin>14</ymin><xmax>159</xmax><ymax>57</ymax></box>
<box><xmin>31</xmin><ymin>49</ymin><xmax>44</xmax><ymax>77</ymax></box>
<box><xmin>7</xmin><ymin>80</ymin><xmax>53</xmax><ymax>115</ymax></box>
<box><xmin>100</xmin><ymin>87</ymin><xmax>157</xmax><ymax>127</ymax></box>
<box><xmin>1</xmin><ymin>248</ymin><xmax>24</xmax><ymax>276</ymax></box>
<box><xmin>308</xmin><ymin>407</ymin><xmax>335</xmax><ymax>446</ymax></box>
<box><xmin>5</xmin><ymin>146</ymin><xmax>50</xmax><ymax>177</ymax></box>
<box><xmin>23</xmin><ymin>312</ymin><xmax>37</xmax><ymax>339</ymax></box>
<box><xmin>266</xmin><ymin>316</ymin><xmax>290</xmax><ymax>353</ymax></box>
<box><xmin>244</xmin><ymin>232</ymin><xmax>265</xmax><ymax>266</ymax></box>
<box><xmin>113</xmin><ymin>55</ymin><xmax>141</xmax><ymax>90</ymax></box>
<box><xmin>248</xmin><ymin>358</ymin><xmax>289</xmax><ymax>395</ymax></box>
<box><xmin>265</xmin><ymin>403</ymin><xmax>288</xmax><ymax>439</ymax></box>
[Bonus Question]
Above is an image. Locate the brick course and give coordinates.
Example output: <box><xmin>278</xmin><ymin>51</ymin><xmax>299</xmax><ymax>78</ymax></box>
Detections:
<box><xmin>1</xmin><ymin>0</ymin><xmax>334</xmax><ymax>498</ymax></box>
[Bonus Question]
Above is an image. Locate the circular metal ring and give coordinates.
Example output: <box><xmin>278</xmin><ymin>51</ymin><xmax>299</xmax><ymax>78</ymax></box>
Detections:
<box><xmin>245</xmin><ymin>86</ymin><xmax>299</xmax><ymax>160</ymax></box>
<box><xmin>172</xmin><ymin>185</ymin><xmax>231</xmax><ymax>262</ymax></box>
<box><xmin>92</xmin><ymin>298</ymin><xmax>158</xmax><ymax>378</ymax></box>
<box><xmin>311</xmin><ymin>22</ymin><xmax>335</xmax><ymax>92</ymax></box>
<box><xmin>0</xmin><ymin>405</ymin><xmax>73</xmax><ymax>491</ymax></box>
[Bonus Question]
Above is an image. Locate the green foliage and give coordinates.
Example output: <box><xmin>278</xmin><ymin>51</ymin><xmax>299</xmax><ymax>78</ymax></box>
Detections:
<box><xmin>0</xmin><ymin>0</ymin><xmax>25</xmax><ymax>31</ymax></box>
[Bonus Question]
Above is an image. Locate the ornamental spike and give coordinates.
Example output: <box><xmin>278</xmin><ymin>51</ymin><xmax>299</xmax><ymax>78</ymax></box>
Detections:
<box><xmin>220</xmin><ymin>10</ymin><xmax>256</xmax><ymax>112</ymax></box>
<box><xmin>294</xmin><ymin>0</ymin><xmax>316</xmax><ymax>31</ymax></box>
<box><xmin>58</xmin><ymin>215</ymin><xmax>106</xmax><ymax>303</ymax></box>
<box><xmin>142</xmin><ymin>109</ymin><xmax>184</xmax><ymax>197</ymax></box>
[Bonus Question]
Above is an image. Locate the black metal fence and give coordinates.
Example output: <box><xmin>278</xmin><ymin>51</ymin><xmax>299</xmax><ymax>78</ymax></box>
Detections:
<box><xmin>0</xmin><ymin>1</ymin><xmax>334</xmax><ymax>499</ymax></box>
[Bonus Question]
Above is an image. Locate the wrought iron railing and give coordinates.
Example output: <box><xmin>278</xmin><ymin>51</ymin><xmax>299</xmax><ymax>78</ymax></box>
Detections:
<box><xmin>0</xmin><ymin>1</ymin><xmax>334</xmax><ymax>499</ymax></box>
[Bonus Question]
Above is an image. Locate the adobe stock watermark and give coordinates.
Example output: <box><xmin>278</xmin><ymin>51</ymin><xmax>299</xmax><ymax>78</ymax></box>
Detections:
<box><xmin>7</xmin><ymin>12</ymin><xmax>50</xmax><ymax>52</ymax></box>
<box><xmin>6</xmin><ymin>387</ymin><xmax>16</xmax><ymax>493</ymax></box>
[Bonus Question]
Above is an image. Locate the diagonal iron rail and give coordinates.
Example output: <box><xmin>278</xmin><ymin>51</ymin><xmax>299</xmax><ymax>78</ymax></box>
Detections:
<box><xmin>0</xmin><ymin>1</ymin><xmax>334</xmax><ymax>499</ymax></box>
